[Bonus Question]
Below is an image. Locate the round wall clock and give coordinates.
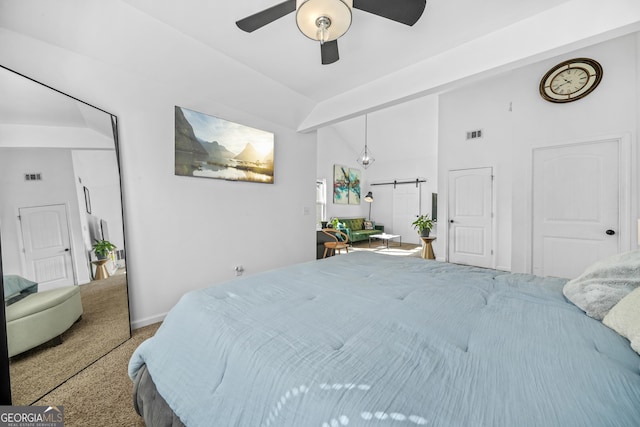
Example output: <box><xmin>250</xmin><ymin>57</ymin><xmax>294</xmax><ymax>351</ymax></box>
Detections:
<box><xmin>539</xmin><ymin>58</ymin><xmax>603</xmax><ymax>103</ymax></box>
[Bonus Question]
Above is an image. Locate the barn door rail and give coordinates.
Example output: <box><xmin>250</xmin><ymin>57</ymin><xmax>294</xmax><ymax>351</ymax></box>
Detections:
<box><xmin>370</xmin><ymin>178</ymin><xmax>426</xmax><ymax>188</ymax></box>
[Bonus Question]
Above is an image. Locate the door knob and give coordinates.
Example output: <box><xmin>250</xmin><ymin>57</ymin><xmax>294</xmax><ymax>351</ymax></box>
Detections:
<box><xmin>605</xmin><ymin>229</ymin><xmax>616</xmax><ymax>236</ymax></box>
<box><xmin>450</xmin><ymin>220</ymin><xmax>454</xmax><ymax>223</ymax></box>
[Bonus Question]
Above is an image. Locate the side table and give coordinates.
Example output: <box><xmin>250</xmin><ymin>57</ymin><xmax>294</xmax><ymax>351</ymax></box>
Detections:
<box><xmin>420</xmin><ymin>236</ymin><xmax>436</xmax><ymax>260</ymax></box>
<box><xmin>92</xmin><ymin>259</ymin><xmax>110</xmax><ymax>280</ymax></box>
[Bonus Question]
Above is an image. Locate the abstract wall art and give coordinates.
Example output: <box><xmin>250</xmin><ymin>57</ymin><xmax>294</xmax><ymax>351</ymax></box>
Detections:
<box><xmin>348</xmin><ymin>168</ymin><xmax>361</xmax><ymax>204</ymax></box>
<box><xmin>333</xmin><ymin>165</ymin><xmax>349</xmax><ymax>204</ymax></box>
<box><xmin>333</xmin><ymin>165</ymin><xmax>361</xmax><ymax>205</ymax></box>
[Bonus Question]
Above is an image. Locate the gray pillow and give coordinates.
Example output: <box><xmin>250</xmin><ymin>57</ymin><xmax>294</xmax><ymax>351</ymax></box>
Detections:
<box><xmin>3</xmin><ymin>275</ymin><xmax>38</xmax><ymax>301</ymax></box>
<box><xmin>563</xmin><ymin>250</ymin><xmax>640</xmax><ymax>320</ymax></box>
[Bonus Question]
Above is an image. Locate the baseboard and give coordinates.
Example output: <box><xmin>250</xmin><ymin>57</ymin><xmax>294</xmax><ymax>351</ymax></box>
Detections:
<box><xmin>131</xmin><ymin>312</ymin><xmax>167</xmax><ymax>330</ymax></box>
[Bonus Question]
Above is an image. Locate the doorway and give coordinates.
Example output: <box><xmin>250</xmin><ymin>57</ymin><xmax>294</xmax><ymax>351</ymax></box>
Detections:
<box><xmin>447</xmin><ymin>167</ymin><xmax>493</xmax><ymax>268</ymax></box>
<box><xmin>392</xmin><ymin>183</ymin><xmax>421</xmax><ymax>244</ymax></box>
<box><xmin>532</xmin><ymin>139</ymin><xmax>627</xmax><ymax>278</ymax></box>
<box><xmin>19</xmin><ymin>204</ymin><xmax>75</xmax><ymax>290</ymax></box>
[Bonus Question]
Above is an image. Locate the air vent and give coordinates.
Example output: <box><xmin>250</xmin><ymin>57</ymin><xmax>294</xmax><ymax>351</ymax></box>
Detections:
<box><xmin>24</xmin><ymin>173</ymin><xmax>42</xmax><ymax>181</ymax></box>
<box><xmin>466</xmin><ymin>129</ymin><xmax>483</xmax><ymax>140</ymax></box>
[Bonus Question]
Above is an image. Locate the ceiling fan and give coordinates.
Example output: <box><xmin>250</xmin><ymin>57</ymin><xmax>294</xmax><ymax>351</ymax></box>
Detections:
<box><xmin>236</xmin><ymin>0</ymin><xmax>427</xmax><ymax>65</ymax></box>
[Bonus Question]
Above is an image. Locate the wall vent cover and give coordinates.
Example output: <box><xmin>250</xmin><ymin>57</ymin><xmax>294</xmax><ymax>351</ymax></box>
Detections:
<box><xmin>466</xmin><ymin>129</ymin><xmax>483</xmax><ymax>140</ymax></box>
<box><xmin>24</xmin><ymin>173</ymin><xmax>42</xmax><ymax>181</ymax></box>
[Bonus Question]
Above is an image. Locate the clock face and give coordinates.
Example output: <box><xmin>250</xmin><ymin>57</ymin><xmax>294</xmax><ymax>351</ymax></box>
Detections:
<box><xmin>539</xmin><ymin>58</ymin><xmax>603</xmax><ymax>103</ymax></box>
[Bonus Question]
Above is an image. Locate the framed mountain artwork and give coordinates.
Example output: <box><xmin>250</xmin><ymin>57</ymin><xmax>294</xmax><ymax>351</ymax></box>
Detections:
<box><xmin>175</xmin><ymin>106</ymin><xmax>274</xmax><ymax>184</ymax></box>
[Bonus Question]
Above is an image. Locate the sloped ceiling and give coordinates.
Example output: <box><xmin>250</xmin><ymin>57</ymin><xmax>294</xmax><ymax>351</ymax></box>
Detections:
<box><xmin>123</xmin><ymin>0</ymin><xmax>568</xmax><ymax>102</ymax></box>
<box><xmin>121</xmin><ymin>0</ymin><xmax>640</xmax><ymax>130</ymax></box>
<box><xmin>0</xmin><ymin>66</ymin><xmax>114</xmax><ymax>146</ymax></box>
<box><xmin>1</xmin><ymin>0</ymin><xmax>639</xmax><ymax>132</ymax></box>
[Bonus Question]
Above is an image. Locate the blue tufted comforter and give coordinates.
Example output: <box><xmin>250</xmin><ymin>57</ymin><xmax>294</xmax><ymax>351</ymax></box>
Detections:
<box><xmin>129</xmin><ymin>251</ymin><xmax>640</xmax><ymax>427</ymax></box>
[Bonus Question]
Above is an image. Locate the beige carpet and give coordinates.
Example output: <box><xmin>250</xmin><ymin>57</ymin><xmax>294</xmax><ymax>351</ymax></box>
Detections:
<box><xmin>34</xmin><ymin>322</ymin><xmax>160</xmax><ymax>427</ymax></box>
<box><xmin>10</xmin><ymin>272</ymin><xmax>131</xmax><ymax>405</ymax></box>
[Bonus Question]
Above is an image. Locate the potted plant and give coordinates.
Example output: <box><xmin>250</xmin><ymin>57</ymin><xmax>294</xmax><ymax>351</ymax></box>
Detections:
<box><xmin>93</xmin><ymin>239</ymin><xmax>116</xmax><ymax>260</ymax></box>
<box><xmin>412</xmin><ymin>214</ymin><xmax>434</xmax><ymax>237</ymax></box>
<box><xmin>329</xmin><ymin>218</ymin><xmax>340</xmax><ymax>229</ymax></box>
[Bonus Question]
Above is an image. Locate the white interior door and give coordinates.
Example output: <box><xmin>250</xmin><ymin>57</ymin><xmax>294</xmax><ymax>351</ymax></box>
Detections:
<box><xmin>533</xmin><ymin>140</ymin><xmax>621</xmax><ymax>279</ymax></box>
<box><xmin>20</xmin><ymin>204</ymin><xmax>75</xmax><ymax>290</ymax></box>
<box><xmin>393</xmin><ymin>184</ymin><xmax>421</xmax><ymax>244</ymax></box>
<box><xmin>448</xmin><ymin>168</ymin><xmax>493</xmax><ymax>268</ymax></box>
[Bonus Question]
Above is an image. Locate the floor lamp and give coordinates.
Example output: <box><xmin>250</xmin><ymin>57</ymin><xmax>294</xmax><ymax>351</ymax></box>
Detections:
<box><xmin>364</xmin><ymin>191</ymin><xmax>374</xmax><ymax>220</ymax></box>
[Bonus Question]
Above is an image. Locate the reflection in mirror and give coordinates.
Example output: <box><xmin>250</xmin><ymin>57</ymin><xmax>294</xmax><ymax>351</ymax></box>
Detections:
<box><xmin>0</xmin><ymin>66</ymin><xmax>131</xmax><ymax>404</ymax></box>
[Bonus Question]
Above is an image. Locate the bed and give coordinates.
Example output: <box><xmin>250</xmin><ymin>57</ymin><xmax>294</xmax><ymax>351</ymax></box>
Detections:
<box><xmin>129</xmin><ymin>251</ymin><xmax>640</xmax><ymax>427</ymax></box>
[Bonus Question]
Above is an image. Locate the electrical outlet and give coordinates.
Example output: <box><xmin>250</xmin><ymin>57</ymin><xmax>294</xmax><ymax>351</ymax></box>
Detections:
<box><xmin>466</xmin><ymin>129</ymin><xmax>483</xmax><ymax>140</ymax></box>
<box><xmin>234</xmin><ymin>265</ymin><xmax>244</xmax><ymax>276</ymax></box>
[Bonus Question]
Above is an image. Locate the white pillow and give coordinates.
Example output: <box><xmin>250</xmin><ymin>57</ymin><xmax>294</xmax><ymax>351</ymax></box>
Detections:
<box><xmin>603</xmin><ymin>286</ymin><xmax>640</xmax><ymax>355</ymax></box>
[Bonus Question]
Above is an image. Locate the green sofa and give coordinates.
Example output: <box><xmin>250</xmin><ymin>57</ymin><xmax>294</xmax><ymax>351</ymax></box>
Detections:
<box><xmin>337</xmin><ymin>217</ymin><xmax>384</xmax><ymax>243</ymax></box>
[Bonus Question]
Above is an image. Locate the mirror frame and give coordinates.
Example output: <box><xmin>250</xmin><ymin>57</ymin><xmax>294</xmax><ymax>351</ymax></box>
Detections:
<box><xmin>0</xmin><ymin>65</ymin><xmax>131</xmax><ymax>404</ymax></box>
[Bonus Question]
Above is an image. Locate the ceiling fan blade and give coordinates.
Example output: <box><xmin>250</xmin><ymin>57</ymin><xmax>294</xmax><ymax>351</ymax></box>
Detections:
<box><xmin>321</xmin><ymin>40</ymin><xmax>339</xmax><ymax>65</ymax></box>
<box><xmin>353</xmin><ymin>0</ymin><xmax>426</xmax><ymax>26</ymax></box>
<box><xmin>236</xmin><ymin>0</ymin><xmax>296</xmax><ymax>33</ymax></box>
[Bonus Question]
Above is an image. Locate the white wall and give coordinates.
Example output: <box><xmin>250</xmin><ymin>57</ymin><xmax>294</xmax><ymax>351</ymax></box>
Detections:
<box><xmin>316</xmin><ymin>124</ymin><xmax>367</xmax><ymax>221</ymax></box>
<box><xmin>0</xmin><ymin>148</ymin><xmax>88</xmax><ymax>282</ymax></box>
<box><xmin>636</xmin><ymin>32</ymin><xmax>640</xmax><ymax>248</ymax></box>
<box><xmin>0</xmin><ymin>147</ymin><xmax>125</xmax><ymax>286</ymax></box>
<box><xmin>438</xmin><ymin>73</ymin><xmax>514</xmax><ymax>270</ymax></box>
<box><xmin>361</xmin><ymin>98</ymin><xmax>439</xmax><ymax>247</ymax></box>
<box><xmin>439</xmin><ymin>34</ymin><xmax>639</xmax><ymax>273</ymax></box>
<box><xmin>0</xmin><ymin>5</ymin><xmax>318</xmax><ymax>328</ymax></box>
<box><xmin>317</xmin><ymin>96</ymin><xmax>439</xmax><ymax>247</ymax></box>
<box><xmin>0</xmin><ymin>117</ymin><xmax>128</xmax><ymax>284</ymax></box>
<box><xmin>72</xmin><ymin>150</ymin><xmax>125</xmax><ymax>253</ymax></box>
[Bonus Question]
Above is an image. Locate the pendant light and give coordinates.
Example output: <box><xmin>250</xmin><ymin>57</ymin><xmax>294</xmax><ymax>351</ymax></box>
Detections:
<box><xmin>356</xmin><ymin>114</ymin><xmax>375</xmax><ymax>169</ymax></box>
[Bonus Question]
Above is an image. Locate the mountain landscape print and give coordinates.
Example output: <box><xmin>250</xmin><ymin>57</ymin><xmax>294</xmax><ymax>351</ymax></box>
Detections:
<box><xmin>175</xmin><ymin>106</ymin><xmax>274</xmax><ymax>183</ymax></box>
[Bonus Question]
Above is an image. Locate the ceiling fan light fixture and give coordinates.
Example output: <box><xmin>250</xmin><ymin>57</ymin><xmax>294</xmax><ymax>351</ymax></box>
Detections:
<box><xmin>296</xmin><ymin>0</ymin><xmax>352</xmax><ymax>42</ymax></box>
<box><xmin>315</xmin><ymin>16</ymin><xmax>331</xmax><ymax>44</ymax></box>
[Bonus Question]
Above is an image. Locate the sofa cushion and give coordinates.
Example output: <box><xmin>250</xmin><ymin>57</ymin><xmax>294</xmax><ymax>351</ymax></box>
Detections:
<box><xmin>351</xmin><ymin>230</ymin><xmax>380</xmax><ymax>237</ymax></box>
<box><xmin>340</xmin><ymin>218</ymin><xmax>365</xmax><ymax>231</ymax></box>
<box><xmin>6</xmin><ymin>286</ymin><xmax>81</xmax><ymax>322</ymax></box>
